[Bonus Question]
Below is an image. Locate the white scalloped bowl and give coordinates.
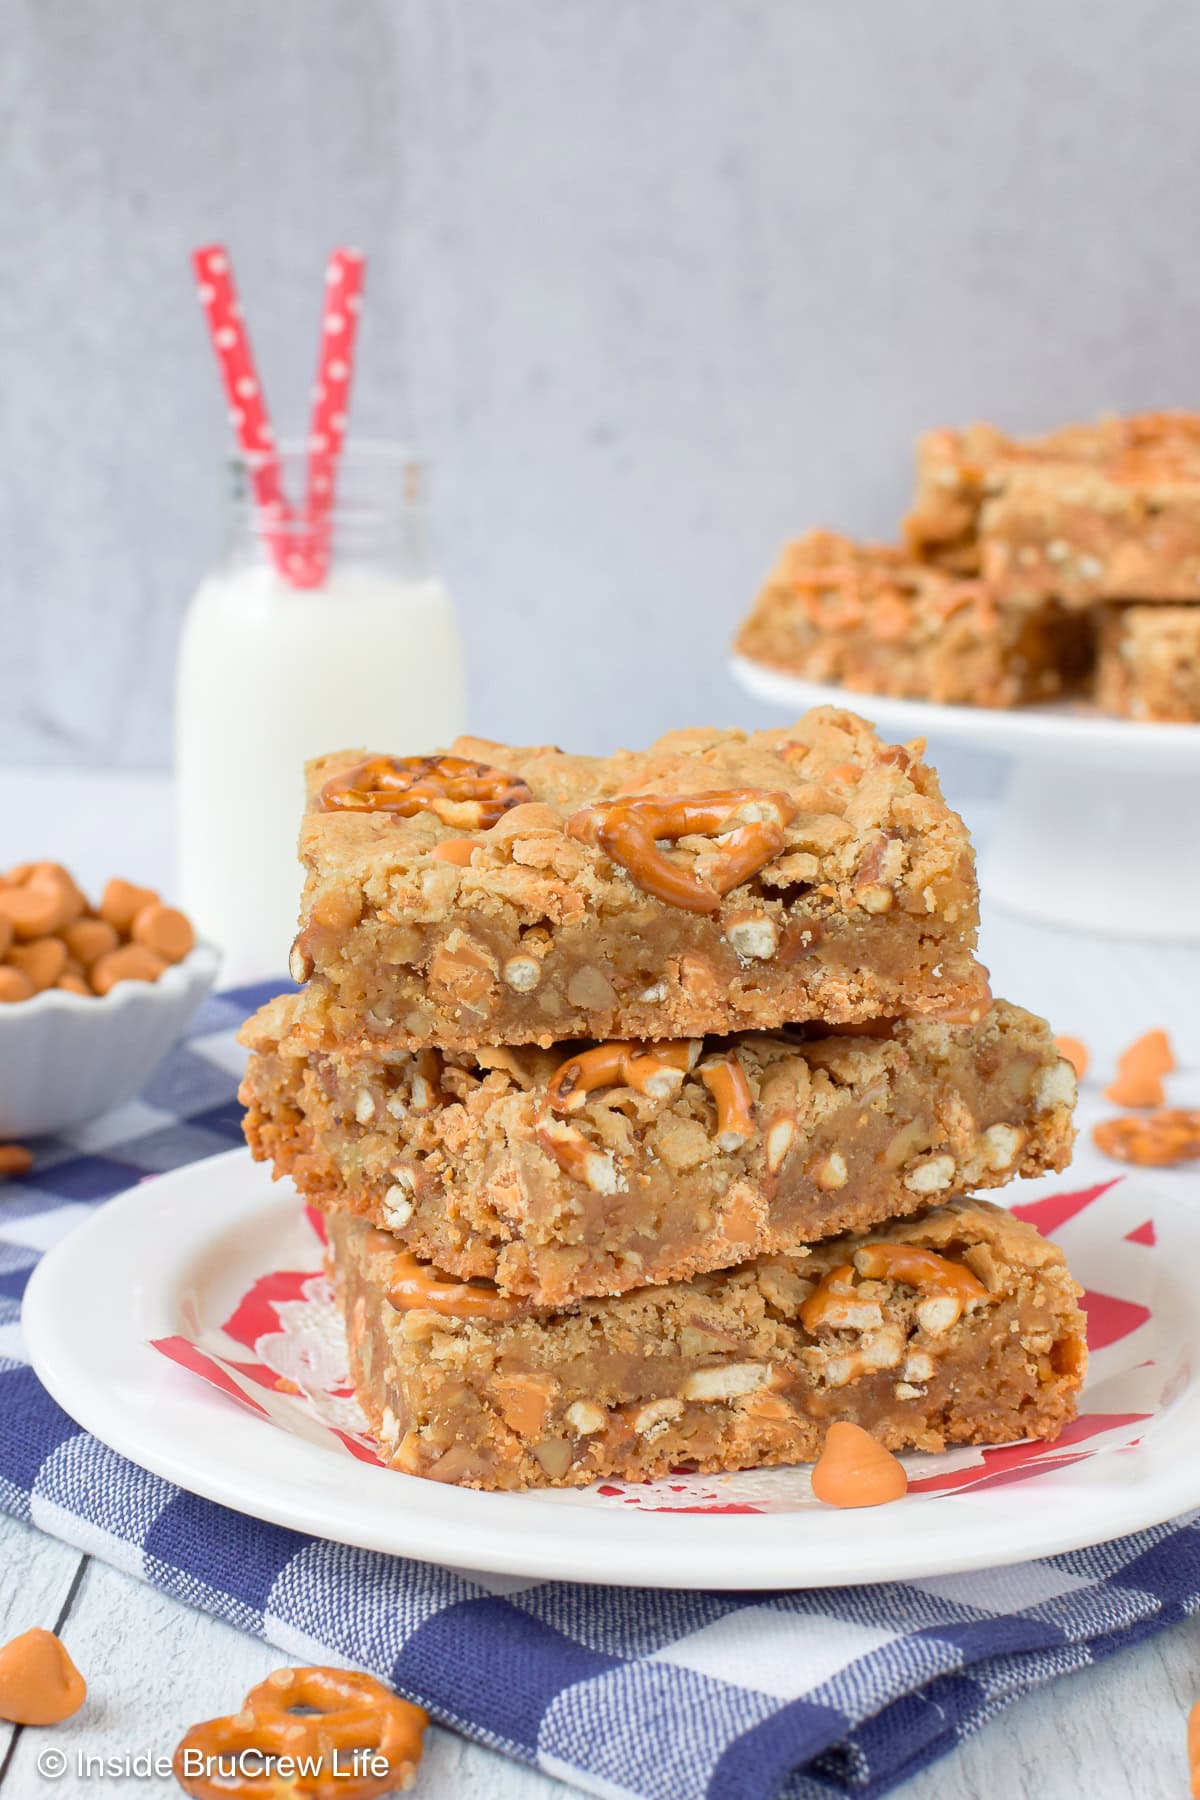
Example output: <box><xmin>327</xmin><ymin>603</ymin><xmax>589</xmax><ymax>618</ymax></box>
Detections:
<box><xmin>0</xmin><ymin>944</ymin><xmax>221</xmax><ymax>1138</ymax></box>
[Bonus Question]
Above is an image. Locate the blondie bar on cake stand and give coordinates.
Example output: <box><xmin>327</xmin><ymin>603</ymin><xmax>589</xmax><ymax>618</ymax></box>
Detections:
<box><xmin>731</xmin><ymin>654</ymin><xmax>1200</xmax><ymax>941</ymax></box>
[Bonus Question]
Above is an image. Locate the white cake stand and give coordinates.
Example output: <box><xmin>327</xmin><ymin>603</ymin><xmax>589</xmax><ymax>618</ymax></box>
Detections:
<box><xmin>730</xmin><ymin>654</ymin><xmax>1200</xmax><ymax>942</ymax></box>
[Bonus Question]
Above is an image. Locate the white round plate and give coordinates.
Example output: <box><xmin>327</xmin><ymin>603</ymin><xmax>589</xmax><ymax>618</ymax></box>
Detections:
<box><xmin>23</xmin><ymin>1147</ymin><xmax>1200</xmax><ymax>1590</ymax></box>
<box><xmin>730</xmin><ymin>653</ymin><xmax>1200</xmax><ymax>771</ymax></box>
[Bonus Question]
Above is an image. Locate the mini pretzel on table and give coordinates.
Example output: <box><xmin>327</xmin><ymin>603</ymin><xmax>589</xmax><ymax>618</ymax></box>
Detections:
<box><xmin>173</xmin><ymin>1665</ymin><xmax>428</xmax><ymax>1800</ymax></box>
<box><xmin>1094</xmin><ymin>1110</ymin><xmax>1200</xmax><ymax>1167</ymax></box>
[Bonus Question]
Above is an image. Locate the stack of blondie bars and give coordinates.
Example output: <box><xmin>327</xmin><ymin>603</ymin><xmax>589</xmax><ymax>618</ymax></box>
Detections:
<box><xmin>738</xmin><ymin>410</ymin><xmax>1200</xmax><ymax>722</ymax></box>
<box><xmin>240</xmin><ymin>711</ymin><xmax>1086</xmax><ymax>1491</ymax></box>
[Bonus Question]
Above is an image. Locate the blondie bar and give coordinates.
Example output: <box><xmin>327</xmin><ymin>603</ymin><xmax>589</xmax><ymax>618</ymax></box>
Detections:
<box><xmin>904</xmin><ymin>412</ymin><xmax>1200</xmax><ymax>604</ymax></box>
<box><xmin>290</xmin><ymin>711</ymin><xmax>985</xmax><ymax>1051</ymax></box>
<box><xmin>736</xmin><ymin>530</ymin><xmax>1087</xmax><ymax>707</ymax></box>
<box><xmin>243</xmin><ymin>998</ymin><xmax>1076</xmax><ymax>1306</ymax></box>
<box><xmin>331</xmin><ymin>1198</ymin><xmax>1086</xmax><ymax>1490</ymax></box>
<box><xmin>1095</xmin><ymin>603</ymin><xmax>1200</xmax><ymax>723</ymax></box>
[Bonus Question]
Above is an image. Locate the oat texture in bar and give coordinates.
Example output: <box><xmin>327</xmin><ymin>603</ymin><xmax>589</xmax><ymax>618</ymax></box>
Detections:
<box><xmin>330</xmin><ymin>1198</ymin><xmax>1087</xmax><ymax>1490</ymax></box>
<box><xmin>904</xmin><ymin>412</ymin><xmax>1200</xmax><ymax>604</ymax></box>
<box><xmin>289</xmin><ymin>711</ymin><xmax>986</xmax><ymax>1050</ymax></box>
<box><xmin>242</xmin><ymin>997</ymin><xmax>1076</xmax><ymax>1306</ymax></box>
<box><xmin>1095</xmin><ymin>604</ymin><xmax>1200</xmax><ymax>723</ymax></box>
<box><xmin>736</xmin><ymin>530</ymin><xmax>1089</xmax><ymax>707</ymax></box>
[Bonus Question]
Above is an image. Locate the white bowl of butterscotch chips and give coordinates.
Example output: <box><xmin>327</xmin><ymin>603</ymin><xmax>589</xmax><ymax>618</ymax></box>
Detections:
<box><xmin>0</xmin><ymin>863</ymin><xmax>219</xmax><ymax>1138</ymax></box>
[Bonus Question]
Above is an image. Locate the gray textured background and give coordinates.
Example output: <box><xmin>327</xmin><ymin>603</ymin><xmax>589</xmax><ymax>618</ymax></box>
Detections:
<box><xmin>4</xmin><ymin>0</ymin><xmax>1198</xmax><ymax>791</ymax></box>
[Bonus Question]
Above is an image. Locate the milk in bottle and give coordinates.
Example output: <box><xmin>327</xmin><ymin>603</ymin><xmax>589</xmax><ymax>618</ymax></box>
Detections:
<box><xmin>175</xmin><ymin>446</ymin><xmax>465</xmax><ymax>980</ymax></box>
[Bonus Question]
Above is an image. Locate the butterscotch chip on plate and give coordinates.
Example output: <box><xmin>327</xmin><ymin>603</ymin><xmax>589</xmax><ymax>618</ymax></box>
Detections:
<box><xmin>811</xmin><ymin>1421</ymin><xmax>907</xmax><ymax>1507</ymax></box>
<box><xmin>290</xmin><ymin>710</ymin><xmax>986</xmax><ymax>1051</ymax></box>
<box><xmin>241</xmin><ymin>997</ymin><xmax>1076</xmax><ymax>1307</ymax></box>
<box><xmin>329</xmin><ymin>1197</ymin><xmax>1087</xmax><ymax>1490</ymax></box>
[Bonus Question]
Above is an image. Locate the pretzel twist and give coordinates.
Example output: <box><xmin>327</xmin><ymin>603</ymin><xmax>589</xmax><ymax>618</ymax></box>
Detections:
<box><xmin>321</xmin><ymin>754</ymin><xmax>532</xmax><ymax>829</ymax></box>
<box><xmin>173</xmin><ymin>1665</ymin><xmax>427</xmax><ymax>1800</ymax></box>
<box><xmin>1093</xmin><ymin>1109</ymin><xmax>1200</xmax><ymax>1167</ymax></box>
<box><xmin>533</xmin><ymin>1040</ymin><xmax>763</xmax><ymax>1185</ymax></box>
<box><xmin>566</xmin><ymin>790</ymin><xmax>795</xmax><ymax>911</ymax></box>
<box><xmin>545</xmin><ymin>1040</ymin><xmax>700</xmax><ymax>1114</ymax></box>
<box><xmin>801</xmin><ymin>1243</ymin><xmax>990</xmax><ymax>1335</ymax></box>
<box><xmin>385</xmin><ymin>1249</ymin><xmax>523</xmax><ymax>1322</ymax></box>
<box><xmin>534</xmin><ymin>1040</ymin><xmax>702</xmax><ymax>1190</ymax></box>
<box><xmin>850</xmin><ymin>1243</ymin><xmax>990</xmax><ymax>1303</ymax></box>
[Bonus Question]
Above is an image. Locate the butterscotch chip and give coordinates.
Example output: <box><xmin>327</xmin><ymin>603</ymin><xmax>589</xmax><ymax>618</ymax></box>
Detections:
<box><xmin>1053</xmin><ymin>1035</ymin><xmax>1089</xmax><ymax>1080</ymax></box>
<box><xmin>0</xmin><ymin>967</ymin><xmax>34</xmax><ymax>1003</ymax></box>
<box><xmin>0</xmin><ymin>1144</ymin><xmax>33</xmax><ymax>1179</ymax></box>
<box><xmin>7</xmin><ymin>937</ymin><xmax>68</xmax><ymax>992</ymax></box>
<box><xmin>811</xmin><ymin>1421</ymin><xmax>908</xmax><ymax>1508</ymax></box>
<box><xmin>0</xmin><ymin>872</ymin><xmax>81</xmax><ymax>941</ymax></box>
<box><xmin>33</xmin><ymin>865</ymin><xmax>85</xmax><ymax>919</ymax></box>
<box><xmin>63</xmin><ymin>917</ymin><xmax>120</xmax><ymax>969</ymax></box>
<box><xmin>0</xmin><ymin>916</ymin><xmax>10</xmax><ymax>959</ymax></box>
<box><xmin>1057</xmin><ymin>1036</ymin><xmax>1093</xmax><ymax>1072</ymax></box>
<box><xmin>1105</xmin><ymin>1028</ymin><xmax>1175</xmax><ymax>1109</ymax></box>
<box><xmin>429</xmin><ymin>838</ymin><xmax>477</xmax><ymax>866</ymax></box>
<box><xmin>131</xmin><ymin>903</ymin><xmax>195</xmax><ymax>964</ymax></box>
<box><xmin>27</xmin><ymin>861</ymin><xmax>77</xmax><ymax>885</ymax></box>
<box><xmin>98</xmin><ymin>878</ymin><xmax>159</xmax><ymax>935</ymax></box>
<box><xmin>0</xmin><ymin>1628</ymin><xmax>86</xmax><ymax>1725</ymax></box>
<box><xmin>56</xmin><ymin>973</ymin><xmax>93</xmax><ymax>996</ymax></box>
<box><xmin>90</xmin><ymin>943</ymin><xmax>168</xmax><ymax>995</ymax></box>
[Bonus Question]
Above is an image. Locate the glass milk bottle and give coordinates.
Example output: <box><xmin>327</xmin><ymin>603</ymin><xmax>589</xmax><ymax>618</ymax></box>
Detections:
<box><xmin>175</xmin><ymin>443</ymin><xmax>466</xmax><ymax>981</ymax></box>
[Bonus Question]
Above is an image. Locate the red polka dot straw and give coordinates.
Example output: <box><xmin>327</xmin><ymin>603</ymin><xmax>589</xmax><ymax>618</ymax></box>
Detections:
<box><xmin>190</xmin><ymin>244</ymin><xmax>367</xmax><ymax>588</ymax></box>
<box><xmin>301</xmin><ymin>249</ymin><xmax>367</xmax><ymax>587</ymax></box>
<box><xmin>192</xmin><ymin>245</ymin><xmax>294</xmax><ymax>578</ymax></box>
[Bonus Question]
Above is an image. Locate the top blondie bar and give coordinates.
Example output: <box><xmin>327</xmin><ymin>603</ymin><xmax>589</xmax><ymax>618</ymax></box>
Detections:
<box><xmin>904</xmin><ymin>410</ymin><xmax>1200</xmax><ymax>604</ymax></box>
<box><xmin>289</xmin><ymin>709</ymin><xmax>984</xmax><ymax>1050</ymax></box>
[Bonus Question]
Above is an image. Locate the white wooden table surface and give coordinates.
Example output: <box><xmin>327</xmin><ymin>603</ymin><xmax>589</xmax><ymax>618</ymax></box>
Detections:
<box><xmin>1</xmin><ymin>767</ymin><xmax>1198</xmax><ymax>1800</ymax></box>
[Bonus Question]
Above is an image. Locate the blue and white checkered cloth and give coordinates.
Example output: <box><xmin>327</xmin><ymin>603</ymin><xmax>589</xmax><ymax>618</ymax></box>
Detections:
<box><xmin>3</xmin><ymin>981</ymin><xmax>1198</xmax><ymax>1799</ymax></box>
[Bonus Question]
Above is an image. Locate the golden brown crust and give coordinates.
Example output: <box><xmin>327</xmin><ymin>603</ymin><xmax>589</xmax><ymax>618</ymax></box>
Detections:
<box><xmin>904</xmin><ymin>412</ymin><xmax>1200</xmax><ymax>604</ymax></box>
<box><xmin>241</xmin><ymin>998</ymin><xmax>1076</xmax><ymax>1307</ymax></box>
<box><xmin>331</xmin><ymin>1197</ymin><xmax>1087</xmax><ymax>1490</ymax></box>
<box><xmin>736</xmin><ymin>530</ymin><xmax>1090</xmax><ymax>707</ymax></box>
<box><xmin>291</xmin><ymin>709</ymin><xmax>983</xmax><ymax>1050</ymax></box>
